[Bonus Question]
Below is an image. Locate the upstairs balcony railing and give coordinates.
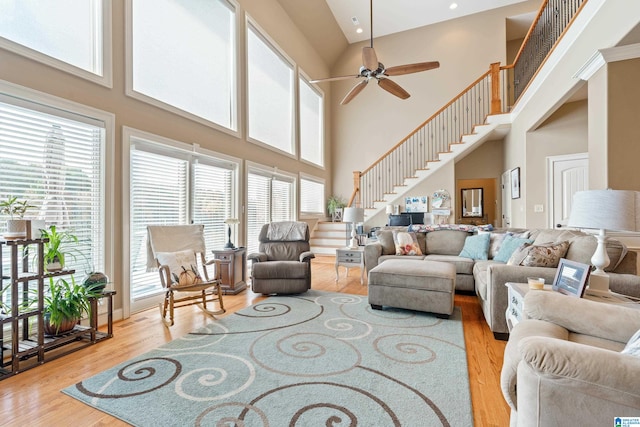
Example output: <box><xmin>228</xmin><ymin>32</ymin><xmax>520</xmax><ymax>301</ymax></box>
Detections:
<box><xmin>348</xmin><ymin>0</ymin><xmax>588</xmax><ymax>211</ymax></box>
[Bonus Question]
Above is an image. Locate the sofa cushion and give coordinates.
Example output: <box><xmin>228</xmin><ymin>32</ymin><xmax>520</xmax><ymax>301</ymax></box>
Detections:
<box><xmin>425</xmin><ymin>230</ymin><xmax>470</xmax><ymax>255</ymax></box>
<box><xmin>565</xmin><ymin>235</ymin><xmax>628</xmax><ymax>272</ymax></box>
<box><xmin>393</xmin><ymin>230</ymin><xmax>423</xmax><ymax>256</ymax></box>
<box><xmin>459</xmin><ymin>233</ymin><xmax>490</xmax><ymax>260</ymax></box>
<box><xmin>426</xmin><ymin>254</ymin><xmax>475</xmax><ymax>275</ymax></box>
<box><xmin>533</xmin><ymin>229</ymin><xmax>584</xmax><ymax>246</ymax></box>
<box><xmin>493</xmin><ymin>235</ymin><xmax>534</xmax><ymax>263</ymax></box>
<box><xmin>507</xmin><ymin>240</ymin><xmax>570</xmax><ymax>268</ymax></box>
<box><xmin>379</xmin><ymin>254</ymin><xmax>426</xmax><ymax>264</ymax></box>
<box><xmin>376</xmin><ymin>230</ymin><xmax>397</xmax><ymax>255</ymax></box>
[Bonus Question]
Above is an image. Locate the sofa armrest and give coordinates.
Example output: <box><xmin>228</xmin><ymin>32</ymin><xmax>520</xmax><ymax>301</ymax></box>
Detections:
<box><xmin>248</xmin><ymin>252</ymin><xmax>267</xmax><ymax>263</ymax></box>
<box><xmin>523</xmin><ymin>291</ymin><xmax>640</xmax><ymax>343</ymax></box>
<box><xmin>364</xmin><ymin>242</ymin><xmax>383</xmax><ymax>273</ymax></box>
<box><xmin>299</xmin><ymin>251</ymin><xmax>315</xmax><ymax>262</ymax></box>
<box><xmin>609</xmin><ymin>272</ymin><xmax>640</xmax><ymax>299</ymax></box>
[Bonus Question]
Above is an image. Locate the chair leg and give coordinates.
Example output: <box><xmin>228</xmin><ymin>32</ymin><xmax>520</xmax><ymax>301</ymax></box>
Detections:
<box><xmin>159</xmin><ymin>291</ymin><xmax>174</xmax><ymax>327</ymax></box>
<box><xmin>198</xmin><ymin>285</ymin><xmax>225</xmax><ymax>316</ymax></box>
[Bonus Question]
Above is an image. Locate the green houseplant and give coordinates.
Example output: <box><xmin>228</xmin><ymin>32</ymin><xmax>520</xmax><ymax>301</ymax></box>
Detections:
<box><xmin>42</xmin><ymin>275</ymin><xmax>102</xmax><ymax>336</ymax></box>
<box><xmin>40</xmin><ymin>225</ymin><xmax>78</xmax><ymax>271</ymax></box>
<box><xmin>1</xmin><ymin>195</ymin><xmax>34</xmax><ymax>239</ymax></box>
<box><xmin>327</xmin><ymin>195</ymin><xmax>346</xmax><ymax>222</ymax></box>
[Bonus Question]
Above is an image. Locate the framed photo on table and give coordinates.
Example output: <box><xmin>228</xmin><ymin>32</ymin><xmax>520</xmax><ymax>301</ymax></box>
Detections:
<box><xmin>511</xmin><ymin>167</ymin><xmax>520</xmax><ymax>199</ymax></box>
<box><xmin>552</xmin><ymin>258</ymin><xmax>590</xmax><ymax>298</ymax></box>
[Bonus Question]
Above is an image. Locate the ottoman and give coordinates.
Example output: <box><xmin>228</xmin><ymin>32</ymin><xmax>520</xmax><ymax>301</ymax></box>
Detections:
<box><xmin>368</xmin><ymin>259</ymin><xmax>456</xmax><ymax>317</ymax></box>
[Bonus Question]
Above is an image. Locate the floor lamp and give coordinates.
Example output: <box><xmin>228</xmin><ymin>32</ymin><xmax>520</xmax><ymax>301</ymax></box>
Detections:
<box><xmin>343</xmin><ymin>207</ymin><xmax>364</xmax><ymax>250</ymax></box>
<box><xmin>567</xmin><ymin>190</ymin><xmax>639</xmax><ymax>295</ymax></box>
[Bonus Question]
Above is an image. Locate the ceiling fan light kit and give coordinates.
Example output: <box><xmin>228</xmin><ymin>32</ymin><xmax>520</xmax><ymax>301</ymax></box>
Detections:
<box><xmin>311</xmin><ymin>0</ymin><xmax>440</xmax><ymax>105</ymax></box>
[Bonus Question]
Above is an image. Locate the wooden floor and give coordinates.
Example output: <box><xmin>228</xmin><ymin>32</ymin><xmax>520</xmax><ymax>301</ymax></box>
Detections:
<box><xmin>0</xmin><ymin>255</ymin><xmax>510</xmax><ymax>426</ymax></box>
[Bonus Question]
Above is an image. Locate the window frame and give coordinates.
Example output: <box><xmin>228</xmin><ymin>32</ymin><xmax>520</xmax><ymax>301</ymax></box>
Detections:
<box><xmin>124</xmin><ymin>0</ymin><xmax>240</xmax><ymax>137</ymax></box>
<box><xmin>122</xmin><ymin>126</ymin><xmax>240</xmax><ymax>315</ymax></box>
<box><xmin>0</xmin><ymin>0</ymin><xmax>113</xmax><ymax>88</ymax></box>
<box><xmin>245</xmin><ymin>17</ymin><xmax>297</xmax><ymax>158</ymax></box>
<box><xmin>298</xmin><ymin>71</ymin><xmax>325</xmax><ymax>168</ymax></box>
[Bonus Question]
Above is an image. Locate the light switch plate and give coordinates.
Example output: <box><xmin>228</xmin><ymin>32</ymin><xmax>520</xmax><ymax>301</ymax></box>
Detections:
<box><xmin>534</xmin><ymin>204</ymin><xmax>544</xmax><ymax>213</ymax></box>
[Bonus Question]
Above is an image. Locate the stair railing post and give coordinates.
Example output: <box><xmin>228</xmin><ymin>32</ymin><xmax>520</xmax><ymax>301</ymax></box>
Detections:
<box><xmin>490</xmin><ymin>62</ymin><xmax>502</xmax><ymax>115</ymax></box>
<box><xmin>348</xmin><ymin>171</ymin><xmax>362</xmax><ymax>208</ymax></box>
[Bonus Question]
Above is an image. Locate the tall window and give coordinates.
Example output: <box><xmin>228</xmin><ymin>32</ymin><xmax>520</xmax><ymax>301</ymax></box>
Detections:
<box><xmin>247</xmin><ymin>23</ymin><xmax>294</xmax><ymax>154</ymax></box>
<box><xmin>0</xmin><ymin>95</ymin><xmax>106</xmax><ymax>278</ymax></box>
<box><xmin>129</xmin><ymin>0</ymin><xmax>236</xmax><ymax>131</ymax></box>
<box><xmin>246</xmin><ymin>168</ymin><xmax>295</xmax><ymax>255</ymax></box>
<box><xmin>128</xmin><ymin>136</ymin><xmax>236</xmax><ymax>306</ymax></box>
<box><xmin>0</xmin><ymin>0</ymin><xmax>108</xmax><ymax>83</ymax></box>
<box><xmin>299</xmin><ymin>77</ymin><xmax>324</xmax><ymax>166</ymax></box>
<box><xmin>300</xmin><ymin>176</ymin><xmax>325</xmax><ymax>216</ymax></box>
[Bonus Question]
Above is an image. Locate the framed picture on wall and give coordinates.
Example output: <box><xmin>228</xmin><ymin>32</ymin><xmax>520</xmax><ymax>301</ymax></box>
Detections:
<box><xmin>511</xmin><ymin>167</ymin><xmax>521</xmax><ymax>199</ymax></box>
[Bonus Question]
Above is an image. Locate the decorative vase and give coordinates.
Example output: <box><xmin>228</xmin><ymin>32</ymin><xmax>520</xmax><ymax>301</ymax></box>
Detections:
<box><xmin>43</xmin><ymin>313</ymin><xmax>78</xmax><ymax>336</ymax></box>
<box><xmin>45</xmin><ymin>256</ymin><xmax>63</xmax><ymax>272</ymax></box>
<box><xmin>3</xmin><ymin>219</ymin><xmax>27</xmax><ymax>240</ymax></box>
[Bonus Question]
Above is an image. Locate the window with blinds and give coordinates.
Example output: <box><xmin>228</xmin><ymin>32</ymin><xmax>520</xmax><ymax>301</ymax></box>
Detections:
<box><xmin>246</xmin><ymin>170</ymin><xmax>294</xmax><ymax>255</ymax></box>
<box><xmin>129</xmin><ymin>0</ymin><xmax>236</xmax><ymax>130</ymax></box>
<box><xmin>299</xmin><ymin>77</ymin><xmax>324</xmax><ymax>166</ymax></box>
<box><xmin>247</xmin><ymin>23</ymin><xmax>294</xmax><ymax>153</ymax></box>
<box><xmin>300</xmin><ymin>176</ymin><xmax>325</xmax><ymax>216</ymax></box>
<box><xmin>0</xmin><ymin>0</ymin><xmax>107</xmax><ymax>82</ymax></box>
<box><xmin>129</xmin><ymin>139</ymin><xmax>235</xmax><ymax>302</ymax></box>
<box><xmin>0</xmin><ymin>96</ymin><xmax>106</xmax><ymax>279</ymax></box>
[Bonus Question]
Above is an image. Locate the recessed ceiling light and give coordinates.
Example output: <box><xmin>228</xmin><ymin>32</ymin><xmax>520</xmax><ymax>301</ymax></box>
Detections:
<box><xmin>450</xmin><ymin>3</ymin><xmax>458</xmax><ymax>10</ymax></box>
<box><xmin>356</xmin><ymin>28</ymin><xmax>363</xmax><ymax>34</ymax></box>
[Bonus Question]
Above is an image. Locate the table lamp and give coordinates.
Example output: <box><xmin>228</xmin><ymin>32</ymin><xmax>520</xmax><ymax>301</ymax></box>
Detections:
<box><xmin>567</xmin><ymin>189</ymin><xmax>639</xmax><ymax>294</ymax></box>
<box><xmin>343</xmin><ymin>207</ymin><xmax>364</xmax><ymax>249</ymax></box>
<box><xmin>224</xmin><ymin>218</ymin><xmax>239</xmax><ymax>249</ymax></box>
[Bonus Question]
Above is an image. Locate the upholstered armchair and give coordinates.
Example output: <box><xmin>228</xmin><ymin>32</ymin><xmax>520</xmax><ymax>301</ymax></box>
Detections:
<box><xmin>248</xmin><ymin>221</ymin><xmax>315</xmax><ymax>294</ymax></box>
<box><xmin>501</xmin><ymin>291</ymin><xmax>640</xmax><ymax>427</ymax></box>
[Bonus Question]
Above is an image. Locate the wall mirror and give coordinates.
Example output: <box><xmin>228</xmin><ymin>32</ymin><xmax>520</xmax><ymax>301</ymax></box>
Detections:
<box><xmin>461</xmin><ymin>188</ymin><xmax>483</xmax><ymax>218</ymax></box>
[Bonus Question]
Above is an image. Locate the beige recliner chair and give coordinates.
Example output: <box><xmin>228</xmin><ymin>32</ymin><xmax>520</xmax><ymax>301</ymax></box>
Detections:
<box><xmin>501</xmin><ymin>291</ymin><xmax>640</xmax><ymax>426</ymax></box>
<box><xmin>248</xmin><ymin>221</ymin><xmax>314</xmax><ymax>295</ymax></box>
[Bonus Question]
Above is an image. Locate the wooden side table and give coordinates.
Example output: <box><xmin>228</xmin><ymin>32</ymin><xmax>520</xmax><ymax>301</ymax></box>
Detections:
<box><xmin>211</xmin><ymin>248</ymin><xmax>247</xmax><ymax>294</ymax></box>
<box><xmin>335</xmin><ymin>247</ymin><xmax>364</xmax><ymax>285</ymax></box>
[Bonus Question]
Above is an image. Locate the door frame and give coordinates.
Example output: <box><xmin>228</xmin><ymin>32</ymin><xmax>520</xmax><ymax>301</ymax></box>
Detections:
<box><xmin>546</xmin><ymin>152</ymin><xmax>588</xmax><ymax>228</ymax></box>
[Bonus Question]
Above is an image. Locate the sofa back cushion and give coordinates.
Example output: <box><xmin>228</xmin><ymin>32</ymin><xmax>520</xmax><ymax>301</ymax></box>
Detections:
<box><xmin>425</xmin><ymin>230</ymin><xmax>469</xmax><ymax>255</ymax></box>
<box><xmin>565</xmin><ymin>235</ymin><xmax>628</xmax><ymax>272</ymax></box>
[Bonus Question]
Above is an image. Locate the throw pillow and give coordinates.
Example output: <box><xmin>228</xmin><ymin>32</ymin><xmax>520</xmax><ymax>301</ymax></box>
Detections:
<box><xmin>393</xmin><ymin>231</ymin><xmax>423</xmax><ymax>256</ymax></box>
<box><xmin>507</xmin><ymin>240</ymin><xmax>570</xmax><ymax>268</ymax></box>
<box><xmin>459</xmin><ymin>233</ymin><xmax>491</xmax><ymax>260</ymax></box>
<box><xmin>155</xmin><ymin>249</ymin><xmax>200</xmax><ymax>287</ymax></box>
<box><xmin>493</xmin><ymin>235</ymin><xmax>534</xmax><ymax>263</ymax></box>
<box><xmin>479</xmin><ymin>231</ymin><xmax>508</xmax><ymax>259</ymax></box>
<box><xmin>622</xmin><ymin>329</ymin><xmax>640</xmax><ymax>357</ymax></box>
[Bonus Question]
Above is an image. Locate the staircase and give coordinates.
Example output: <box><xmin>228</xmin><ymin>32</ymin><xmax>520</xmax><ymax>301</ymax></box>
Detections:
<box><xmin>309</xmin><ymin>221</ymin><xmax>350</xmax><ymax>255</ymax></box>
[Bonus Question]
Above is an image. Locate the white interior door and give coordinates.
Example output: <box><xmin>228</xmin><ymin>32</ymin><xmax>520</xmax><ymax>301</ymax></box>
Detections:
<box><xmin>547</xmin><ymin>153</ymin><xmax>588</xmax><ymax>228</ymax></box>
<box><xmin>501</xmin><ymin>170</ymin><xmax>511</xmax><ymax>227</ymax></box>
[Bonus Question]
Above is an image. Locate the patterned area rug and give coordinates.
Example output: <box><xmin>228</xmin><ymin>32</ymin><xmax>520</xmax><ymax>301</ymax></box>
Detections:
<box><xmin>63</xmin><ymin>290</ymin><xmax>473</xmax><ymax>426</ymax></box>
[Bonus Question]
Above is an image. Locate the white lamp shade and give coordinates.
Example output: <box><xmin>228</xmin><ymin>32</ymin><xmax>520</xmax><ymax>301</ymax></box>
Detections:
<box><xmin>343</xmin><ymin>207</ymin><xmax>364</xmax><ymax>223</ymax></box>
<box><xmin>224</xmin><ymin>218</ymin><xmax>240</xmax><ymax>225</ymax></box>
<box><xmin>385</xmin><ymin>205</ymin><xmax>394</xmax><ymax>214</ymax></box>
<box><xmin>567</xmin><ymin>190</ymin><xmax>639</xmax><ymax>232</ymax></box>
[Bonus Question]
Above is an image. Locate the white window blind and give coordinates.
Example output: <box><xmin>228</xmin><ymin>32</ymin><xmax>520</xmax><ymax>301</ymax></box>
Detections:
<box><xmin>0</xmin><ymin>97</ymin><xmax>105</xmax><ymax>278</ymax></box>
<box><xmin>130</xmin><ymin>0</ymin><xmax>236</xmax><ymax>130</ymax></box>
<box><xmin>246</xmin><ymin>170</ymin><xmax>294</xmax><ymax>255</ymax></box>
<box><xmin>299</xmin><ymin>77</ymin><xmax>323</xmax><ymax>166</ymax></box>
<box><xmin>0</xmin><ymin>0</ymin><xmax>104</xmax><ymax>76</ymax></box>
<box><xmin>129</xmin><ymin>141</ymin><xmax>236</xmax><ymax>303</ymax></box>
<box><xmin>300</xmin><ymin>177</ymin><xmax>325</xmax><ymax>215</ymax></box>
<box><xmin>247</xmin><ymin>24</ymin><xmax>294</xmax><ymax>153</ymax></box>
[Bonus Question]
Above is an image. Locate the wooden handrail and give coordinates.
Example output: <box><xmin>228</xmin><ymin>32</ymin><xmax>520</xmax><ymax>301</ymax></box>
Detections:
<box><xmin>360</xmin><ymin>69</ymin><xmax>492</xmax><ymax>176</ymax></box>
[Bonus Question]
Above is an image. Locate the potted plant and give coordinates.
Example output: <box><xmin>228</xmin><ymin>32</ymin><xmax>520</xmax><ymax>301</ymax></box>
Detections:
<box><xmin>327</xmin><ymin>195</ymin><xmax>346</xmax><ymax>222</ymax></box>
<box><xmin>41</xmin><ymin>275</ymin><xmax>102</xmax><ymax>336</ymax></box>
<box><xmin>0</xmin><ymin>195</ymin><xmax>34</xmax><ymax>239</ymax></box>
<box><xmin>40</xmin><ymin>225</ymin><xmax>78</xmax><ymax>271</ymax></box>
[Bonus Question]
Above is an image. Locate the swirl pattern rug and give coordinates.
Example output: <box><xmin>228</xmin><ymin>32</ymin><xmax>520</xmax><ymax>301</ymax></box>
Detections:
<box><xmin>63</xmin><ymin>290</ymin><xmax>473</xmax><ymax>426</ymax></box>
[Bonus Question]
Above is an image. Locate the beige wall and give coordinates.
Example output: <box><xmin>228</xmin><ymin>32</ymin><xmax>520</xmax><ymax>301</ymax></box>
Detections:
<box><xmin>328</xmin><ymin>1</ymin><xmax>540</xmax><ymax>200</ymax></box>
<box><xmin>525</xmin><ymin>101</ymin><xmax>588</xmax><ymax>228</ymax></box>
<box><xmin>0</xmin><ymin>0</ymin><xmax>332</xmax><ymax>312</ymax></box>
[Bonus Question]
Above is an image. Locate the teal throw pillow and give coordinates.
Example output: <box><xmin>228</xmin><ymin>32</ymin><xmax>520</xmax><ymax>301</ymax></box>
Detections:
<box><xmin>622</xmin><ymin>329</ymin><xmax>640</xmax><ymax>357</ymax></box>
<box><xmin>493</xmin><ymin>235</ymin><xmax>534</xmax><ymax>263</ymax></box>
<box><xmin>459</xmin><ymin>233</ymin><xmax>490</xmax><ymax>260</ymax></box>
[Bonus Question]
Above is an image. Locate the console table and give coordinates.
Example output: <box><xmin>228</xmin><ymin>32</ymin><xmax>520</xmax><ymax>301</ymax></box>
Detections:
<box><xmin>211</xmin><ymin>248</ymin><xmax>247</xmax><ymax>294</ymax></box>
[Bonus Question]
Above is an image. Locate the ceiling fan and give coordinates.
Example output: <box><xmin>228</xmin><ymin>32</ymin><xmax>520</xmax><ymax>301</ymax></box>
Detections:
<box><xmin>311</xmin><ymin>0</ymin><xmax>440</xmax><ymax>105</ymax></box>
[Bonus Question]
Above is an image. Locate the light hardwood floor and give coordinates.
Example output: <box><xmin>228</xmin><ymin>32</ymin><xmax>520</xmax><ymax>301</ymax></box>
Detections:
<box><xmin>0</xmin><ymin>255</ymin><xmax>510</xmax><ymax>426</ymax></box>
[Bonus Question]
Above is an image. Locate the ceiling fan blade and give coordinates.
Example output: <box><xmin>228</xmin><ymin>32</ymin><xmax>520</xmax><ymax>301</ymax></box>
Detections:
<box><xmin>377</xmin><ymin>78</ymin><xmax>410</xmax><ymax>100</ymax></box>
<box><xmin>309</xmin><ymin>75</ymin><xmax>361</xmax><ymax>84</ymax></box>
<box><xmin>362</xmin><ymin>47</ymin><xmax>378</xmax><ymax>70</ymax></box>
<box><xmin>341</xmin><ymin>80</ymin><xmax>369</xmax><ymax>105</ymax></box>
<box><xmin>384</xmin><ymin>61</ymin><xmax>440</xmax><ymax>76</ymax></box>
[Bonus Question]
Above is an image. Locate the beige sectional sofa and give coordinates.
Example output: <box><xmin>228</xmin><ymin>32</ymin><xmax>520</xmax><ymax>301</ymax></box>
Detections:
<box><xmin>364</xmin><ymin>226</ymin><xmax>640</xmax><ymax>339</ymax></box>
